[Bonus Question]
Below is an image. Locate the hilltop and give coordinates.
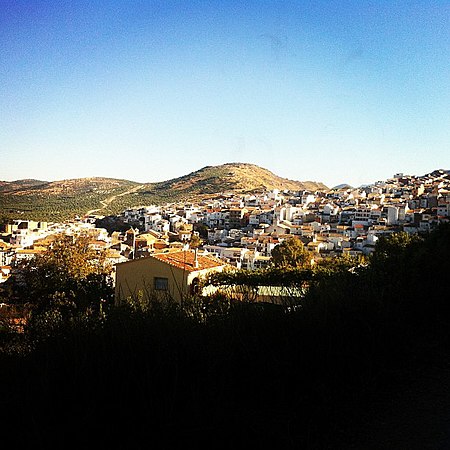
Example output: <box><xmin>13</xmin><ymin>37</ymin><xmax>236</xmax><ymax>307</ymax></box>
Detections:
<box><xmin>0</xmin><ymin>164</ymin><xmax>327</xmax><ymax>222</ymax></box>
<box><xmin>0</xmin><ymin>179</ymin><xmax>48</xmax><ymax>193</ymax></box>
<box><xmin>138</xmin><ymin>163</ymin><xmax>327</xmax><ymax>198</ymax></box>
<box><xmin>157</xmin><ymin>163</ymin><xmax>327</xmax><ymax>192</ymax></box>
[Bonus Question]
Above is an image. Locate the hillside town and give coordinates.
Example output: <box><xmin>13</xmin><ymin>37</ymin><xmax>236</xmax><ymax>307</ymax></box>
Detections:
<box><xmin>1</xmin><ymin>169</ymin><xmax>449</xmax><ymax>290</ymax></box>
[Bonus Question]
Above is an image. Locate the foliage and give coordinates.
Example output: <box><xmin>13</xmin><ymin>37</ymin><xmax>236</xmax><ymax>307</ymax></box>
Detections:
<box><xmin>188</xmin><ymin>233</ymin><xmax>202</xmax><ymax>249</ymax></box>
<box><xmin>312</xmin><ymin>253</ymin><xmax>365</xmax><ymax>278</ymax></box>
<box><xmin>94</xmin><ymin>215</ymin><xmax>130</xmax><ymax>234</ymax></box>
<box><xmin>193</xmin><ymin>222</ymin><xmax>209</xmax><ymax>239</ymax></box>
<box><xmin>370</xmin><ymin>231</ymin><xmax>422</xmax><ymax>264</ymax></box>
<box><xmin>205</xmin><ymin>265</ymin><xmax>313</xmax><ymax>288</ymax></box>
<box><xmin>15</xmin><ymin>234</ymin><xmax>113</xmax><ymax>313</ymax></box>
<box><xmin>270</xmin><ymin>236</ymin><xmax>311</xmax><ymax>268</ymax></box>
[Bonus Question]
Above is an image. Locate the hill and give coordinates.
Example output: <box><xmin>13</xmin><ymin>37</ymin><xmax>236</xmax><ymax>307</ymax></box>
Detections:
<box><xmin>0</xmin><ymin>177</ymin><xmax>139</xmax><ymax>196</ymax></box>
<box><xmin>157</xmin><ymin>163</ymin><xmax>327</xmax><ymax>192</ymax></box>
<box><xmin>0</xmin><ymin>164</ymin><xmax>327</xmax><ymax>222</ymax></box>
<box><xmin>0</xmin><ymin>179</ymin><xmax>48</xmax><ymax>193</ymax></box>
<box><xmin>133</xmin><ymin>163</ymin><xmax>327</xmax><ymax>201</ymax></box>
<box><xmin>0</xmin><ymin>177</ymin><xmax>140</xmax><ymax>222</ymax></box>
<box><xmin>332</xmin><ymin>183</ymin><xmax>353</xmax><ymax>190</ymax></box>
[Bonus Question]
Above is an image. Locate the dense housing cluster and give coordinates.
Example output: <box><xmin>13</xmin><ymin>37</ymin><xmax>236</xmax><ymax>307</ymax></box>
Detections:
<box><xmin>1</xmin><ymin>169</ymin><xmax>449</xmax><ymax>287</ymax></box>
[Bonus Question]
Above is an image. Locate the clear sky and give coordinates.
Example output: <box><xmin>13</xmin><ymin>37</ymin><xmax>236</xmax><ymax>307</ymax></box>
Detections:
<box><xmin>1</xmin><ymin>1</ymin><xmax>449</xmax><ymax>188</ymax></box>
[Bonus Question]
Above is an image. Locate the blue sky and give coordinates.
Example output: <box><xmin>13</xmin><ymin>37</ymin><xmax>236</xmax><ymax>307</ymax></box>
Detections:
<box><xmin>1</xmin><ymin>1</ymin><xmax>449</xmax><ymax>188</ymax></box>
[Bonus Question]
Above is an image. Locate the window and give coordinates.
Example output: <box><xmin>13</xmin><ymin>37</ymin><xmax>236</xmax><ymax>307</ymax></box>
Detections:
<box><xmin>154</xmin><ymin>277</ymin><xmax>168</xmax><ymax>291</ymax></box>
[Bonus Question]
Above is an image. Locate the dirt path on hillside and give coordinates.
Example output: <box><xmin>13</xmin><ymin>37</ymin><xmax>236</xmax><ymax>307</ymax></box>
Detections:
<box><xmin>85</xmin><ymin>184</ymin><xmax>145</xmax><ymax>216</ymax></box>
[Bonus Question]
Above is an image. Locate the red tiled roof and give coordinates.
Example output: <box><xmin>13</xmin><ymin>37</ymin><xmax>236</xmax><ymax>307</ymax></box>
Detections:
<box><xmin>151</xmin><ymin>250</ymin><xmax>227</xmax><ymax>272</ymax></box>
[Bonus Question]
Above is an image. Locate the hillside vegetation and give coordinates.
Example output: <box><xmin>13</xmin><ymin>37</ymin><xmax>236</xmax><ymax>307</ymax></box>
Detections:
<box><xmin>0</xmin><ymin>177</ymin><xmax>140</xmax><ymax>222</ymax></box>
<box><xmin>0</xmin><ymin>163</ymin><xmax>327</xmax><ymax>221</ymax></box>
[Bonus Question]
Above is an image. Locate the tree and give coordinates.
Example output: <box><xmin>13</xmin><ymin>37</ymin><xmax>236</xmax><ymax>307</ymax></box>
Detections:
<box><xmin>16</xmin><ymin>234</ymin><xmax>113</xmax><ymax>312</ymax></box>
<box><xmin>95</xmin><ymin>215</ymin><xmax>130</xmax><ymax>234</ymax></box>
<box><xmin>312</xmin><ymin>253</ymin><xmax>364</xmax><ymax>278</ymax></box>
<box><xmin>371</xmin><ymin>231</ymin><xmax>420</xmax><ymax>261</ymax></box>
<box><xmin>189</xmin><ymin>233</ymin><xmax>203</xmax><ymax>249</ymax></box>
<box><xmin>193</xmin><ymin>223</ymin><xmax>209</xmax><ymax>239</ymax></box>
<box><xmin>368</xmin><ymin>231</ymin><xmax>423</xmax><ymax>278</ymax></box>
<box><xmin>271</xmin><ymin>236</ymin><xmax>310</xmax><ymax>268</ymax></box>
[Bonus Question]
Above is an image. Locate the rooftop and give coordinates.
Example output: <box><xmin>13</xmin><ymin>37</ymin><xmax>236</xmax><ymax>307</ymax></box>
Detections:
<box><xmin>151</xmin><ymin>250</ymin><xmax>227</xmax><ymax>272</ymax></box>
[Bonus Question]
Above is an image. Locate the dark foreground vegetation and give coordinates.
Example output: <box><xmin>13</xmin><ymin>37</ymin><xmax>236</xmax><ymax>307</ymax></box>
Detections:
<box><xmin>1</xmin><ymin>226</ymin><xmax>450</xmax><ymax>448</ymax></box>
